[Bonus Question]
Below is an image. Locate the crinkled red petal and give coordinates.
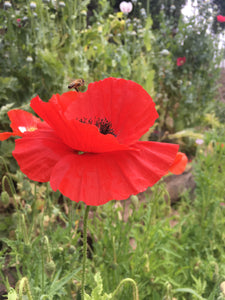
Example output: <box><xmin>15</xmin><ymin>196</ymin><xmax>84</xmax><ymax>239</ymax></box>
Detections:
<box><xmin>8</xmin><ymin>109</ymin><xmax>42</xmax><ymax>132</ymax></box>
<box><xmin>169</xmin><ymin>152</ymin><xmax>188</xmax><ymax>175</ymax></box>
<box><xmin>0</xmin><ymin>110</ymin><xmax>42</xmax><ymax>141</ymax></box>
<box><xmin>30</xmin><ymin>95</ymin><xmax>132</xmax><ymax>153</ymax></box>
<box><xmin>65</xmin><ymin>77</ymin><xmax>159</xmax><ymax>145</ymax></box>
<box><xmin>50</xmin><ymin>141</ymin><xmax>179</xmax><ymax>206</ymax></box>
<box><xmin>13</xmin><ymin>128</ymin><xmax>72</xmax><ymax>182</ymax></box>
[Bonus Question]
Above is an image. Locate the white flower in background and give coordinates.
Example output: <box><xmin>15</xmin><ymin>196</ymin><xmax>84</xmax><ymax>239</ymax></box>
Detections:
<box><xmin>26</xmin><ymin>56</ymin><xmax>33</xmax><ymax>62</ymax></box>
<box><xmin>119</xmin><ymin>1</ymin><xmax>133</xmax><ymax>14</ymax></box>
<box><xmin>160</xmin><ymin>49</ymin><xmax>170</xmax><ymax>56</ymax></box>
<box><xmin>140</xmin><ymin>8</ymin><xmax>147</xmax><ymax>17</ymax></box>
<box><xmin>4</xmin><ymin>1</ymin><xmax>12</xmax><ymax>8</ymax></box>
<box><xmin>59</xmin><ymin>1</ymin><xmax>65</xmax><ymax>8</ymax></box>
<box><xmin>30</xmin><ymin>1</ymin><xmax>37</xmax><ymax>9</ymax></box>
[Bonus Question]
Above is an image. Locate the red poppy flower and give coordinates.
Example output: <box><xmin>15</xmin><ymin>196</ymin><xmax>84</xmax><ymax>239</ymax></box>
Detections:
<box><xmin>0</xmin><ymin>109</ymin><xmax>42</xmax><ymax>141</ymax></box>
<box><xmin>177</xmin><ymin>57</ymin><xmax>186</xmax><ymax>66</ymax></box>
<box><xmin>217</xmin><ymin>15</ymin><xmax>225</xmax><ymax>23</ymax></box>
<box><xmin>4</xmin><ymin>78</ymin><xmax>180</xmax><ymax>206</ymax></box>
<box><xmin>168</xmin><ymin>152</ymin><xmax>188</xmax><ymax>175</ymax></box>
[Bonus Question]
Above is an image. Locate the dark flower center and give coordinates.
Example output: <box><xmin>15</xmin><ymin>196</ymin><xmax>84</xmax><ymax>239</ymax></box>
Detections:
<box><xmin>78</xmin><ymin>117</ymin><xmax>116</xmax><ymax>136</ymax></box>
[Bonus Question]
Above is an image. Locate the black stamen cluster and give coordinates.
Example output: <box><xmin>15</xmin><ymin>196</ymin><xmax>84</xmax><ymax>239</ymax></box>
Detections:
<box><xmin>78</xmin><ymin>117</ymin><xmax>116</xmax><ymax>136</ymax></box>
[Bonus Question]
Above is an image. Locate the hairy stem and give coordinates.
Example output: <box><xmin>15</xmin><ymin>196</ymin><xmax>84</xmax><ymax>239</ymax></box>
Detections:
<box><xmin>112</xmin><ymin>278</ymin><xmax>139</xmax><ymax>300</ymax></box>
<box><xmin>81</xmin><ymin>205</ymin><xmax>90</xmax><ymax>299</ymax></box>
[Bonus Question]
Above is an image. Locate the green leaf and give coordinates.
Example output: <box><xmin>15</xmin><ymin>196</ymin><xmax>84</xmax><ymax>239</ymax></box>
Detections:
<box><xmin>48</xmin><ymin>267</ymin><xmax>81</xmax><ymax>297</ymax></box>
<box><xmin>174</xmin><ymin>288</ymin><xmax>206</xmax><ymax>300</ymax></box>
<box><xmin>91</xmin><ymin>273</ymin><xmax>103</xmax><ymax>298</ymax></box>
<box><xmin>7</xmin><ymin>288</ymin><xmax>17</xmax><ymax>300</ymax></box>
<box><xmin>84</xmin><ymin>293</ymin><xmax>92</xmax><ymax>300</ymax></box>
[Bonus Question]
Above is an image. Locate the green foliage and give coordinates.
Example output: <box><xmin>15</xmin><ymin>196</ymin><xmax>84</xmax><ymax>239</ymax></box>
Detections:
<box><xmin>141</xmin><ymin>0</ymin><xmax>187</xmax><ymax>30</ymax></box>
<box><xmin>153</xmin><ymin>2</ymin><xmax>222</xmax><ymax>133</ymax></box>
<box><xmin>84</xmin><ymin>273</ymin><xmax>112</xmax><ymax>300</ymax></box>
<box><xmin>0</xmin><ymin>0</ymin><xmax>154</xmax><ymax>106</ymax></box>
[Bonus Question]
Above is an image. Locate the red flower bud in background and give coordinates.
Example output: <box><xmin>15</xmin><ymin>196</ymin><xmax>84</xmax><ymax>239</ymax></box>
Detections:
<box><xmin>169</xmin><ymin>152</ymin><xmax>188</xmax><ymax>175</ymax></box>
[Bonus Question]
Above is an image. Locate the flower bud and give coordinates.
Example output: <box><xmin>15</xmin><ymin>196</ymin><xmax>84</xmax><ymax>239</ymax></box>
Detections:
<box><xmin>220</xmin><ymin>281</ymin><xmax>225</xmax><ymax>296</ymax></box>
<box><xmin>160</xmin><ymin>49</ymin><xmax>170</xmax><ymax>56</ymax></box>
<box><xmin>25</xmin><ymin>204</ymin><xmax>32</xmax><ymax>214</ymax></box>
<box><xmin>81</xmin><ymin>10</ymin><xmax>87</xmax><ymax>16</ymax></box>
<box><xmin>100</xmin><ymin>212</ymin><xmax>107</xmax><ymax>219</ymax></box>
<box><xmin>30</xmin><ymin>1</ymin><xmax>37</xmax><ymax>9</ymax></box>
<box><xmin>1</xmin><ymin>191</ymin><xmax>10</xmax><ymax>206</ymax></box>
<box><xmin>4</xmin><ymin>1</ymin><xmax>12</xmax><ymax>9</ymax></box>
<box><xmin>26</xmin><ymin>56</ymin><xmax>33</xmax><ymax>62</ymax></box>
<box><xmin>59</xmin><ymin>1</ymin><xmax>65</xmax><ymax>7</ymax></box>
<box><xmin>45</xmin><ymin>260</ymin><xmax>56</xmax><ymax>277</ymax></box>
<box><xmin>68</xmin><ymin>245</ymin><xmax>76</xmax><ymax>254</ymax></box>
<box><xmin>130</xmin><ymin>195</ymin><xmax>139</xmax><ymax>209</ymax></box>
<box><xmin>119</xmin><ymin>1</ymin><xmax>133</xmax><ymax>14</ymax></box>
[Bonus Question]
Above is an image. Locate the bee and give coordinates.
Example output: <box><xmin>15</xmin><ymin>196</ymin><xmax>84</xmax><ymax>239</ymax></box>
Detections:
<box><xmin>68</xmin><ymin>78</ymin><xmax>85</xmax><ymax>92</ymax></box>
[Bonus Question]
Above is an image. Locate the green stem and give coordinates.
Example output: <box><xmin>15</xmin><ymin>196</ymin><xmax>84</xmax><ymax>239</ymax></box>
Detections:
<box><xmin>112</xmin><ymin>278</ymin><xmax>139</xmax><ymax>300</ymax></box>
<box><xmin>147</xmin><ymin>0</ymin><xmax>150</xmax><ymax>15</ymax></box>
<box><xmin>81</xmin><ymin>205</ymin><xmax>90</xmax><ymax>300</ymax></box>
<box><xmin>18</xmin><ymin>277</ymin><xmax>33</xmax><ymax>300</ymax></box>
<box><xmin>2</xmin><ymin>175</ymin><xmax>19</xmax><ymax>211</ymax></box>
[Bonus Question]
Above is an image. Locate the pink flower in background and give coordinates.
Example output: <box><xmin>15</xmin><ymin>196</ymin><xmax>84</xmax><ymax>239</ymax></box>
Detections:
<box><xmin>195</xmin><ymin>139</ymin><xmax>204</xmax><ymax>145</ymax></box>
<box><xmin>177</xmin><ymin>57</ymin><xmax>186</xmax><ymax>66</ymax></box>
<box><xmin>119</xmin><ymin>1</ymin><xmax>133</xmax><ymax>14</ymax></box>
<box><xmin>217</xmin><ymin>15</ymin><xmax>225</xmax><ymax>23</ymax></box>
<box><xmin>17</xmin><ymin>18</ymin><xmax>21</xmax><ymax>27</ymax></box>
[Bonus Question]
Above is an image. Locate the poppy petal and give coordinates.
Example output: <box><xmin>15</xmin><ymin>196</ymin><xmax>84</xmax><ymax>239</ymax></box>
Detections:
<box><xmin>0</xmin><ymin>109</ymin><xmax>42</xmax><ymax>141</ymax></box>
<box><xmin>8</xmin><ymin>109</ymin><xmax>42</xmax><ymax>133</ymax></box>
<box><xmin>65</xmin><ymin>77</ymin><xmax>159</xmax><ymax>145</ymax></box>
<box><xmin>169</xmin><ymin>152</ymin><xmax>188</xmax><ymax>175</ymax></box>
<box><xmin>30</xmin><ymin>95</ymin><xmax>132</xmax><ymax>153</ymax></box>
<box><xmin>13</xmin><ymin>128</ymin><xmax>72</xmax><ymax>182</ymax></box>
<box><xmin>50</xmin><ymin>141</ymin><xmax>179</xmax><ymax>206</ymax></box>
<box><xmin>0</xmin><ymin>132</ymin><xmax>19</xmax><ymax>141</ymax></box>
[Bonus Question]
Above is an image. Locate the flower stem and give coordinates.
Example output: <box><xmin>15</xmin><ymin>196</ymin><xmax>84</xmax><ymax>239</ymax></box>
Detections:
<box><xmin>112</xmin><ymin>278</ymin><xmax>139</xmax><ymax>300</ymax></box>
<box><xmin>81</xmin><ymin>205</ymin><xmax>90</xmax><ymax>300</ymax></box>
<box><xmin>18</xmin><ymin>277</ymin><xmax>33</xmax><ymax>300</ymax></box>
